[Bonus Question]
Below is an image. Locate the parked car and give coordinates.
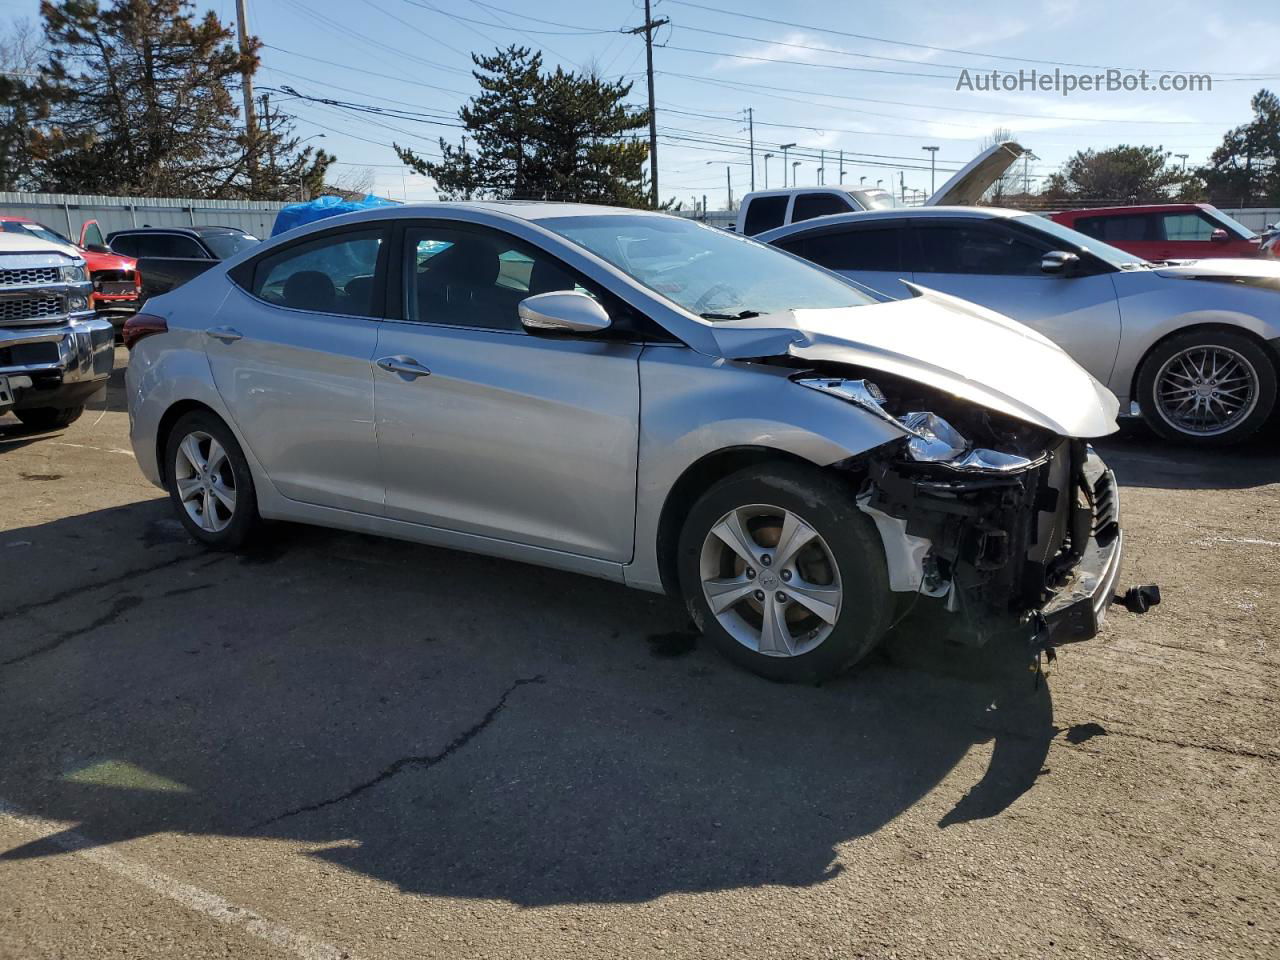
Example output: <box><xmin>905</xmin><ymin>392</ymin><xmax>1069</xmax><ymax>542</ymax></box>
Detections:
<box><xmin>762</xmin><ymin>206</ymin><xmax>1280</xmax><ymax>446</ymax></box>
<box><xmin>1050</xmin><ymin>203</ymin><xmax>1263</xmax><ymax>261</ymax></box>
<box><xmin>735</xmin><ymin>141</ymin><xmax>1026</xmax><ymax>236</ymax></box>
<box><xmin>124</xmin><ymin>202</ymin><xmax>1136</xmax><ymax>683</ymax></box>
<box><xmin>107</xmin><ymin>225</ymin><xmax>260</xmax><ymax>301</ymax></box>
<box><xmin>1</xmin><ymin>216</ymin><xmax>141</xmax><ymax>322</ymax></box>
<box><xmin>0</xmin><ymin>230</ymin><xmax>114</xmax><ymax>430</ymax></box>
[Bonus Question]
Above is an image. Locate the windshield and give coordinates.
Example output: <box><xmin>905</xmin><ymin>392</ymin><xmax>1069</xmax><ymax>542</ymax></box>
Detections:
<box><xmin>202</xmin><ymin>231</ymin><xmax>260</xmax><ymax>259</ymax></box>
<box><xmin>856</xmin><ymin>189</ymin><xmax>898</xmax><ymax>210</ymax></box>
<box><xmin>1203</xmin><ymin>207</ymin><xmax>1258</xmax><ymax>240</ymax></box>
<box><xmin>539</xmin><ymin>214</ymin><xmax>877</xmax><ymax>318</ymax></box>
<box><xmin>1015</xmin><ymin>214</ymin><xmax>1148</xmax><ymax>268</ymax></box>
<box><xmin>2</xmin><ymin>221</ymin><xmax>74</xmax><ymax>247</ymax></box>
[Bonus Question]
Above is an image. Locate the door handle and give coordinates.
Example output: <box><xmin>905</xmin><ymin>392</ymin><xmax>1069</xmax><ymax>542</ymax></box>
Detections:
<box><xmin>206</xmin><ymin>326</ymin><xmax>243</xmax><ymax>343</ymax></box>
<box><xmin>376</xmin><ymin>356</ymin><xmax>432</xmax><ymax>379</ymax></box>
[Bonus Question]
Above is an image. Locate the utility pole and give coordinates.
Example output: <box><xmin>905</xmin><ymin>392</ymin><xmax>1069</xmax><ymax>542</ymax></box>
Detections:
<box><xmin>839</xmin><ymin>150</ymin><xmax>845</xmax><ymax>183</ymax></box>
<box><xmin>726</xmin><ymin>165</ymin><xmax>732</xmax><ymax>210</ymax></box>
<box><xmin>627</xmin><ymin>1</ymin><xmax>669</xmax><ymax>209</ymax></box>
<box><xmin>1176</xmin><ymin>153</ymin><xmax>1189</xmax><ymax>172</ymax></box>
<box><xmin>259</xmin><ymin>93</ymin><xmax>276</xmax><ymax>190</ymax></box>
<box><xmin>922</xmin><ymin>145</ymin><xmax>939</xmax><ymax>194</ymax></box>
<box><xmin>900</xmin><ymin>170</ymin><xmax>906</xmax><ymax>203</ymax></box>
<box><xmin>745</xmin><ymin>107</ymin><xmax>755</xmax><ymax>192</ymax></box>
<box><xmin>818</xmin><ymin>149</ymin><xmax>825</xmax><ymax>185</ymax></box>
<box><xmin>780</xmin><ymin>143</ymin><xmax>795</xmax><ymax>187</ymax></box>
<box><xmin>235</xmin><ymin>0</ymin><xmax>259</xmax><ymax>196</ymax></box>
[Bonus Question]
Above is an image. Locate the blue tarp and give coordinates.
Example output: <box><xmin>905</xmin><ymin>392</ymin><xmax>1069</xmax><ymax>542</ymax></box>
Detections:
<box><xmin>270</xmin><ymin>194</ymin><xmax>399</xmax><ymax>237</ymax></box>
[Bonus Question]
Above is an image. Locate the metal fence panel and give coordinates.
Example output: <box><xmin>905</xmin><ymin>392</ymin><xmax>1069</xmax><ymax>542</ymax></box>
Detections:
<box><xmin>0</xmin><ymin>192</ymin><xmax>292</xmax><ymax>241</ymax></box>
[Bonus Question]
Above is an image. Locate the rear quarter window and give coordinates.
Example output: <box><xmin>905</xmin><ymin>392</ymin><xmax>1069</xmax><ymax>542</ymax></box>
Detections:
<box><xmin>791</xmin><ymin>192</ymin><xmax>855</xmax><ymax>223</ymax></box>
<box><xmin>742</xmin><ymin>196</ymin><xmax>788</xmax><ymax>236</ymax></box>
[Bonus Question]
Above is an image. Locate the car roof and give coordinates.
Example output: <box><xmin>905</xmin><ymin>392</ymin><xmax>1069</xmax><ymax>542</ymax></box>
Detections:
<box><xmin>110</xmin><ymin>225</ymin><xmax>247</xmax><ymax>236</ymax></box>
<box><xmin>1053</xmin><ymin>203</ymin><xmax>1213</xmax><ymax>217</ymax></box>
<box><xmin>754</xmin><ymin>205</ymin><xmax>1026</xmax><ymax>241</ymax></box>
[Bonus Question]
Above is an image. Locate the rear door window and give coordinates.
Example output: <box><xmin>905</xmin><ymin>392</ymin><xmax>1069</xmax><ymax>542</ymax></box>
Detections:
<box><xmin>912</xmin><ymin>222</ymin><xmax>1049</xmax><ymax>275</ymax></box>
<box><xmin>1075</xmin><ymin>214</ymin><xmax>1156</xmax><ymax>243</ymax></box>
<box><xmin>785</xmin><ymin>226</ymin><xmax>902</xmax><ymax>271</ymax></box>
<box><xmin>742</xmin><ymin>195</ymin><xmax>788</xmax><ymax>236</ymax></box>
<box><xmin>791</xmin><ymin>192</ymin><xmax>854</xmax><ymax>223</ymax></box>
<box><xmin>249</xmin><ymin>228</ymin><xmax>387</xmax><ymax>317</ymax></box>
<box><xmin>132</xmin><ymin>233</ymin><xmax>210</xmax><ymax>258</ymax></box>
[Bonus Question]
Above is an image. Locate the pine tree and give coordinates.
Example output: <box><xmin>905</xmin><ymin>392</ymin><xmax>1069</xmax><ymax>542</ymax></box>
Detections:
<box><xmin>397</xmin><ymin>45</ymin><xmax>649</xmax><ymax>206</ymax></box>
<box><xmin>1199</xmin><ymin>89</ymin><xmax>1280</xmax><ymax>207</ymax></box>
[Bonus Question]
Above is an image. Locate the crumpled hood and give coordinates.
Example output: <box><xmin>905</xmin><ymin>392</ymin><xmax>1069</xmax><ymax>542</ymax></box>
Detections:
<box><xmin>708</xmin><ymin>284</ymin><xmax>1119</xmax><ymax>438</ymax></box>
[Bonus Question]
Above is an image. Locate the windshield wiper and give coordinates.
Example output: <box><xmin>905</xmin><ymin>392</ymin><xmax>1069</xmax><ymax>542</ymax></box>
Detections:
<box><xmin>699</xmin><ymin>309</ymin><xmax>762</xmax><ymax>320</ymax></box>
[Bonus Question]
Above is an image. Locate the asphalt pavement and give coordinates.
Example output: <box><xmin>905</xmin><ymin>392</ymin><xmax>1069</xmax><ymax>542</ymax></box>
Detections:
<box><xmin>1</xmin><ymin>349</ymin><xmax>1276</xmax><ymax>959</ymax></box>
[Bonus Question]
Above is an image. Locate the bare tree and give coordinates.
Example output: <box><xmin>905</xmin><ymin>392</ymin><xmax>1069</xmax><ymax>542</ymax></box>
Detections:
<box><xmin>0</xmin><ymin>18</ymin><xmax>45</xmax><ymax>191</ymax></box>
<box><xmin>324</xmin><ymin>165</ymin><xmax>377</xmax><ymax>199</ymax></box>
<box><xmin>979</xmin><ymin>127</ymin><xmax>1025</xmax><ymax>205</ymax></box>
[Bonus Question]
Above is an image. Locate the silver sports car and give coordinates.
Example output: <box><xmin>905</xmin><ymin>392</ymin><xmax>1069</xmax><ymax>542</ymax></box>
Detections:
<box><xmin>125</xmin><ymin>202</ymin><xmax>1127</xmax><ymax>682</ymax></box>
<box><xmin>759</xmin><ymin>206</ymin><xmax>1280</xmax><ymax>447</ymax></box>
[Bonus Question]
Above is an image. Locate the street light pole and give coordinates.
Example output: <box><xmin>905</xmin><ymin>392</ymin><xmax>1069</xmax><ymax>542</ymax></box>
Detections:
<box><xmin>922</xmin><ymin>145</ymin><xmax>939</xmax><ymax>194</ymax></box>
<box><xmin>792</xmin><ymin>160</ymin><xmax>801</xmax><ymax>185</ymax></box>
<box><xmin>762</xmin><ymin>152</ymin><xmax>774</xmax><ymax>189</ymax></box>
<box><xmin>1176</xmin><ymin>153</ymin><xmax>1189</xmax><ymax>172</ymax></box>
<box><xmin>779</xmin><ymin>143</ymin><xmax>796</xmax><ymax>187</ymax></box>
<box><xmin>818</xmin><ymin>149</ymin><xmax>825</xmax><ymax>185</ymax></box>
<box><xmin>839</xmin><ymin>150</ymin><xmax>845</xmax><ymax>183</ymax></box>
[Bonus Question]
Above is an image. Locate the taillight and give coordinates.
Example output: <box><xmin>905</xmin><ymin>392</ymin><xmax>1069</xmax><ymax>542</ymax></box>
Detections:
<box><xmin>122</xmin><ymin>313</ymin><xmax>167</xmax><ymax>350</ymax></box>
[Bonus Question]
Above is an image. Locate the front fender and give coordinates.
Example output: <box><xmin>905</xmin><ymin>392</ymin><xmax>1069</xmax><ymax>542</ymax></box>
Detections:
<box><xmin>625</xmin><ymin>345</ymin><xmax>904</xmax><ymax>592</ymax></box>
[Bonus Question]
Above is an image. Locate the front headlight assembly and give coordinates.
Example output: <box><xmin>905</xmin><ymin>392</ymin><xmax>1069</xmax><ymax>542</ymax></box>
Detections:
<box><xmin>795</xmin><ymin>377</ymin><xmax>1047</xmax><ymax>475</ymax></box>
<box><xmin>60</xmin><ymin>263</ymin><xmax>88</xmax><ymax>283</ymax></box>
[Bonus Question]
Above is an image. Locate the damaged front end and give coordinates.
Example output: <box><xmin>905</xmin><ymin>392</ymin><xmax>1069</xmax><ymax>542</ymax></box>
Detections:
<box><xmin>797</xmin><ymin>374</ymin><xmax>1127</xmax><ymax>651</ymax></box>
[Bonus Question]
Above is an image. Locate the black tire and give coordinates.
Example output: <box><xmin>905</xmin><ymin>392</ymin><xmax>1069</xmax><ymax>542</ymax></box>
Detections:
<box><xmin>1136</xmin><ymin>329</ymin><xmax>1277</xmax><ymax>446</ymax></box>
<box><xmin>676</xmin><ymin>462</ymin><xmax>892</xmax><ymax>683</ymax></box>
<box><xmin>163</xmin><ymin>410</ymin><xmax>260</xmax><ymax>550</ymax></box>
<box><xmin>14</xmin><ymin>405</ymin><xmax>83</xmax><ymax>431</ymax></box>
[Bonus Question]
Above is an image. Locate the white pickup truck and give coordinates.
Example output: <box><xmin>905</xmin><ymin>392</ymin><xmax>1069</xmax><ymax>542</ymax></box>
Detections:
<box><xmin>0</xmin><ymin>230</ymin><xmax>114</xmax><ymax>430</ymax></box>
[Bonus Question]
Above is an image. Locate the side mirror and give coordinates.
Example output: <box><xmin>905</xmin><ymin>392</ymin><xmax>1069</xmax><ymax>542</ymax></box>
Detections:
<box><xmin>1210</xmin><ymin>228</ymin><xmax>1229</xmax><ymax>243</ymax></box>
<box><xmin>1040</xmin><ymin>250</ymin><xmax>1080</xmax><ymax>275</ymax></box>
<box><xmin>86</xmin><ymin>243</ymin><xmax>111</xmax><ymax>254</ymax></box>
<box><xmin>518</xmin><ymin>290</ymin><xmax>612</xmax><ymax>335</ymax></box>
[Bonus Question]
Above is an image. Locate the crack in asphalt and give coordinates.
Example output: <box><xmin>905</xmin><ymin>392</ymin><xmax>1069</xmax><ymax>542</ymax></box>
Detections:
<box><xmin>0</xmin><ymin>552</ymin><xmax>197</xmax><ymax>623</ymax></box>
<box><xmin>249</xmin><ymin>675</ymin><xmax>546</xmax><ymax>831</ymax></box>
<box><xmin>1</xmin><ymin>594</ymin><xmax>144</xmax><ymax>668</ymax></box>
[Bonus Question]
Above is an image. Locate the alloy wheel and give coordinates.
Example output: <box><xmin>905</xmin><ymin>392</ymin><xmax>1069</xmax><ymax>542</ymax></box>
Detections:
<box><xmin>1153</xmin><ymin>345</ymin><xmax>1259</xmax><ymax>438</ymax></box>
<box><xmin>173</xmin><ymin>430</ymin><xmax>237</xmax><ymax>533</ymax></box>
<box><xmin>698</xmin><ymin>503</ymin><xmax>843</xmax><ymax>658</ymax></box>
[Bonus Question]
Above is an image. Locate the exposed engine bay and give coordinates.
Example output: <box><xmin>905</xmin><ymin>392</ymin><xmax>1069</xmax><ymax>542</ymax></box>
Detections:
<box><xmin>789</xmin><ymin>367</ymin><xmax>1127</xmax><ymax>649</ymax></box>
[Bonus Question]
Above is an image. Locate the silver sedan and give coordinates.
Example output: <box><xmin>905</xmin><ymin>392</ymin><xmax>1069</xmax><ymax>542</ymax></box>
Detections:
<box><xmin>759</xmin><ymin>207</ymin><xmax>1280</xmax><ymax>446</ymax></box>
<box><xmin>125</xmin><ymin>203</ymin><xmax>1126</xmax><ymax>682</ymax></box>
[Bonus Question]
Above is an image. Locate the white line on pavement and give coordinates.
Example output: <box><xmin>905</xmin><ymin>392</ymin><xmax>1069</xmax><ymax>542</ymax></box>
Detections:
<box><xmin>0</xmin><ymin>799</ymin><xmax>356</xmax><ymax>960</ymax></box>
<box><xmin>49</xmin><ymin>441</ymin><xmax>136</xmax><ymax>456</ymax></box>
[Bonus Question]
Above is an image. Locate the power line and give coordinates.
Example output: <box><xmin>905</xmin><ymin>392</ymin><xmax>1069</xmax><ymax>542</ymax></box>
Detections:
<box><xmin>660</xmin><ymin>70</ymin><xmax>1221</xmax><ymax>125</ymax></box>
<box><xmin>663</xmin><ymin>43</ymin><xmax>955</xmax><ymax>80</ymax></box>
<box><xmin>263</xmin><ymin>44</ymin><xmax>473</xmax><ymax>96</ymax></box>
<box><xmin>663</xmin><ymin>0</ymin><xmax>1280</xmax><ymax>78</ymax></box>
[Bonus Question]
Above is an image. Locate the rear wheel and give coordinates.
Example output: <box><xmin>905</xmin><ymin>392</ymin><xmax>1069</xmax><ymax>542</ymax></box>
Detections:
<box><xmin>1137</xmin><ymin>330</ymin><xmax>1276</xmax><ymax>445</ymax></box>
<box><xmin>677</xmin><ymin>463</ymin><xmax>892</xmax><ymax>683</ymax></box>
<box><xmin>14</xmin><ymin>406</ymin><xmax>83</xmax><ymax>431</ymax></box>
<box><xmin>164</xmin><ymin>411</ymin><xmax>260</xmax><ymax>549</ymax></box>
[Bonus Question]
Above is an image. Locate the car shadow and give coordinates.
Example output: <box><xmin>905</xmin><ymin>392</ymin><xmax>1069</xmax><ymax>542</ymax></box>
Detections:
<box><xmin>1093</xmin><ymin>420</ymin><xmax>1279</xmax><ymax>490</ymax></box>
<box><xmin>0</xmin><ymin>501</ymin><xmax>1056</xmax><ymax>906</ymax></box>
<box><xmin>0</xmin><ymin>346</ymin><xmax>129</xmax><ymax>440</ymax></box>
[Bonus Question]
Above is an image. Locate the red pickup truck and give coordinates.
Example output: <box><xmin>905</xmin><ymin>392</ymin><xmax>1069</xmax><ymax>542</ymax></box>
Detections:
<box><xmin>0</xmin><ymin>217</ymin><xmax>141</xmax><ymax>322</ymax></box>
<box><xmin>1049</xmin><ymin>203</ymin><xmax>1262</xmax><ymax>261</ymax></box>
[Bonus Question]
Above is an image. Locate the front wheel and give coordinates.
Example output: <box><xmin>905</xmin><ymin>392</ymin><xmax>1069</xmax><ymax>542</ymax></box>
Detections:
<box><xmin>676</xmin><ymin>463</ymin><xmax>892</xmax><ymax>683</ymax></box>
<box><xmin>1137</xmin><ymin>330</ymin><xmax>1277</xmax><ymax>445</ymax></box>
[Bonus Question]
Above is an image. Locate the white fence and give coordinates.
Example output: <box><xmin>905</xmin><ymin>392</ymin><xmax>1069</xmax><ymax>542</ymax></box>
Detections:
<box><xmin>0</xmin><ymin>192</ymin><xmax>292</xmax><ymax>241</ymax></box>
<box><xmin>1222</xmin><ymin>208</ymin><xmax>1280</xmax><ymax>232</ymax></box>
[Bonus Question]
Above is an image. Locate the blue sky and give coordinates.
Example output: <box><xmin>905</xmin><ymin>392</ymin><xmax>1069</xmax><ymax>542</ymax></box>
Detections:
<box><xmin>6</xmin><ymin>0</ymin><xmax>1280</xmax><ymax>206</ymax></box>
